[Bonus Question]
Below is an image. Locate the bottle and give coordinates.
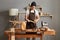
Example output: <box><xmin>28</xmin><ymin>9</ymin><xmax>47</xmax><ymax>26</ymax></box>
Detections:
<box><xmin>41</xmin><ymin>21</ymin><xmax>43</xmax><ymax>28</ymax></box>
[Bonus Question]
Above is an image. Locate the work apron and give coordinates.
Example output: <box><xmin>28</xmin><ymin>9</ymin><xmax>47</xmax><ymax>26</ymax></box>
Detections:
<box><xmin>26</xmin><ymin>10</ymin><xmax>37</xmax><ymax>34</ymax></box>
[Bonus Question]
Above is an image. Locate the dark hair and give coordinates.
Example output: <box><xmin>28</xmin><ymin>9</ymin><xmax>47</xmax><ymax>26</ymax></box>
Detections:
<box><xmin>31</xmin><ymin>1</ymin><xmax>36</xmax><ymax>7</ymax></box>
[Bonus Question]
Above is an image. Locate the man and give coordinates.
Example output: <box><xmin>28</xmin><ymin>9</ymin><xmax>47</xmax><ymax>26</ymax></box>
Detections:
<box><xmin>25</xmin><ymin>1</ymin><xmax>40</xmax><ymax>40</ymax></box>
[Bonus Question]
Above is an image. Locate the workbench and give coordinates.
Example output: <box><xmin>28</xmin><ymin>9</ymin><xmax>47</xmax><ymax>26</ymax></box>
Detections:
<box><xmin>5</xmin><ymin>28</ymin><xmax>55</xmax><ymax>40</ymax></box>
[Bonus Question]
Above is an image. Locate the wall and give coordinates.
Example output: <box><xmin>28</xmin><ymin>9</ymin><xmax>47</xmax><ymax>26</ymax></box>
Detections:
<box><xmin>0</xmin><ymin>0</ymin><xmax>60</xmax><ymax>40</ymax></box>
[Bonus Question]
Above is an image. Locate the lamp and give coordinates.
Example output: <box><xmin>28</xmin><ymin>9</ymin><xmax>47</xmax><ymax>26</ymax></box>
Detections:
<box><xmin>9</xmin><ymin>8</ymin><xmax>18</xmax><ymax>16</ymax></box>
<box><xmin>9</xmin><ymin>8</ymin><xmax>18</xmax><ymax>21</ymax></box>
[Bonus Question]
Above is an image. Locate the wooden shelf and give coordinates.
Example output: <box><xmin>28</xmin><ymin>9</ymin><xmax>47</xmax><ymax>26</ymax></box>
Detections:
<box><xmin>24</xmin><ymin>5</ymin><xmax>42</xmax><ymax>10</ymax></box>
<box><xmin>40</xmin><ymin>15</ymin><xmax>52</xmax><ymax>18</ymax></box>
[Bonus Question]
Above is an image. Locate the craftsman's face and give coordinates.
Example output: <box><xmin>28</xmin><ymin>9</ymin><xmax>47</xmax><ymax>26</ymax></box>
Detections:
<box><xmin>30</xmin><ymin>6</ymin><xmax>35</xmax><ymax>10</ymax></box>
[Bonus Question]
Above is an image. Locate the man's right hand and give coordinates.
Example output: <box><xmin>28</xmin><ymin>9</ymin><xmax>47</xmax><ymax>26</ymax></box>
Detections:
<box><xmin>27</xmin><ymin>20</ymin><xmax>31</xmax><ymax>22</ymax></box>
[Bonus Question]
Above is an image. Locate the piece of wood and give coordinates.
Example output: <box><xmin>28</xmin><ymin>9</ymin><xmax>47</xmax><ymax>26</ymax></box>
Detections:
<box><xmin>21</xmin><ymin>21</ymin><xmax>26</xmax><ymax>30</ymax></box>
<box><xmin>5</xmin><ymin>28</ymin><xmax>55</xmax><ymax>35</ymax></box>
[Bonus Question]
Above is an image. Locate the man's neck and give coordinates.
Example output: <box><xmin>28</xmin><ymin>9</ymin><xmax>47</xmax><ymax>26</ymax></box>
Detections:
<box><xmin>30</xmin><ymin>8</ymin><xmax>35</xmax><ymax>10</ymax></box>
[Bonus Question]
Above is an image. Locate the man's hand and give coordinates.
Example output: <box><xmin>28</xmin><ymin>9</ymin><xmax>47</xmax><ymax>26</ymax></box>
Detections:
<box><xmin>27</xmin><ymin>20</ymin><xmax>31</xmax><ymax>22</ymax></box>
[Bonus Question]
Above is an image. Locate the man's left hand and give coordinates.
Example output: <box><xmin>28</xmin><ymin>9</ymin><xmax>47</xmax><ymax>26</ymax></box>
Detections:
<box><xmin>34</xmin><ymin>20</ymin><xmax>37</xmax><ymax>23</ymax></box>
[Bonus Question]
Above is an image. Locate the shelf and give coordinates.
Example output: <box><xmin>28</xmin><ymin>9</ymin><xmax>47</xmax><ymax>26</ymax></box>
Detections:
<box><xmin>24</xmin><ymin>5</ymin><xmax>42</xmax><ymax>10</ymax></box>
<box><xmin>40</xmin><ymin>15</ymin><xmax>52</xmax><ymax>18</ymax></box>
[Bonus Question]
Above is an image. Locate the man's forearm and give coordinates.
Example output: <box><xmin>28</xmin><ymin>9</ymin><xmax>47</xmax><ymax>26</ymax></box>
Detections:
<box><xmin>34</xmin><ymin>18</ymin><xmax>39</xmax><ymax>23</ymax></box>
